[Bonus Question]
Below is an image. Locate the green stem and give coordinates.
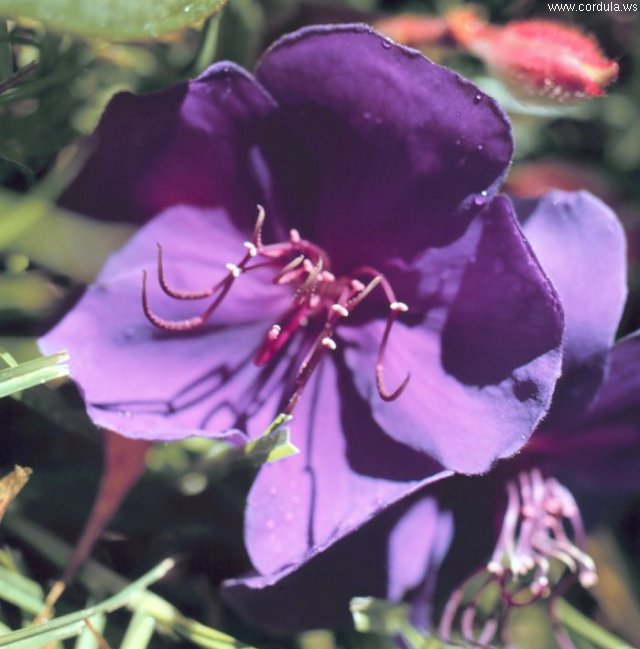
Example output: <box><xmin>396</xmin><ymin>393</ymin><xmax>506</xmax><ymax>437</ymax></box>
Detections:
<box><xmin>554</xmin><ymin>599</ymin><xmax>636</xmax><ymax>649</ymax></box>
<box><xmin>0</xmin><ymin>21</ymin><xmax>12</xmax><ymax>82</ymax></box>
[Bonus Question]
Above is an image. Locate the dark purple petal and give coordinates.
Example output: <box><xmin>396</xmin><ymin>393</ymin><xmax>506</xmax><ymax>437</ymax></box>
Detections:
<box><xmin>340</xmin><ymin>197</ymin><xmax>563</xmax><ymax>474</ymax></box>
<box><xmin>245</xmin><ymin>356</ymin><xmax>451</xmax><ymax>575</ymax></box>
<box><xmin>61</xmin><ymin>64</ymin><xmax>276</xmax><ymax>225</ymax></box>
<box><xmin>255</xmin><ymin>24</ymin><xmax>513</xmax><ymax>272</ymax></box>
<box><xmin>519</xmin><ymin>190</ymin><xmax>627</xmax><ymax>373</ymax></box>
<box><xmin>224</xmin><ymin>493</ymin><xmax>452</xmax><ymax>634</ymax></box>
<box><xmin>530</xmin><ymin>333</ymin><xmax>640</xmax><ymax>491</ymax></box>
<box><xmin>39</xmin><ymin>205</ymin><xmax>292</xmax><ymax>439</ymax></box>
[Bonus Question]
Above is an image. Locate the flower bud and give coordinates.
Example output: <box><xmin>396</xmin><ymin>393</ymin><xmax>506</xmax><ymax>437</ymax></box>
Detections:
<box><xmin>447</xmin><ymin>6</ymin><xmax>618</xmax><ymax>103</ymax></box>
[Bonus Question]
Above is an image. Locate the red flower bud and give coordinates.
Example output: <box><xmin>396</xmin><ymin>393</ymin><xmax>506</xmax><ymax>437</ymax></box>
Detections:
<box><xmin>447</xmin><ymin>7</ymin><xmax>618</xmax><ymax>103</ymax></box>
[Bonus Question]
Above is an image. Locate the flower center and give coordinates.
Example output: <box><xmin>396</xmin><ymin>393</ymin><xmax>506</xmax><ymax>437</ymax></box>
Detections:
<box><xmin>440</xmin><ymin>468</ymin><xmax>597</xmax><ymax>646</ymax></box>
<box><xmin>141</xmin><ymin>206</ymin><xmax>410</xmax><ymax>415</ymax></box>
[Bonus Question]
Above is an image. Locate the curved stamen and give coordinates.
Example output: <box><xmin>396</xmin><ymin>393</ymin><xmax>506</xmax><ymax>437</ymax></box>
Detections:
<box><xmin>274</xmin><ymin>255</ymin><xmax>305</xmax><ymax>285</ymax></box>
<box><xmin>253</xmin><ymin>205</ymin><xmax>266</xmax><ymax>248</ymax></box>
<box><xmin>353</xmin><ymin>265</ymin><xmax>400</xmax><ymax>304</ymax></box>
<box><xmin>294</xmin><ymin>257</ymin><xmax>323</xmax><ymax>306</ymax></box>
<box><xmin>142</xmin><ymin>269</ymin><xmax>236</xmax><ymax>332</ymax></box>
<box><xmin>157</xmin><ymin>244</ymin><xmax>222</xmax><ymax>300</ymax></box>
<box><xmin>375</xmin><ymin>303</ymin><xmax>410</xmax><ymax>402</ymax></box>
<box><xmin>346</xmin><ymin>275</ymin><xmax>382</xmax><ymax>310</ymax></box>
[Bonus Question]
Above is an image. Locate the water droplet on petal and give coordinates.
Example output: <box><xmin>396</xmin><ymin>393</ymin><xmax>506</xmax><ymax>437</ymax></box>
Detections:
<box><xmin>473</xmin><ymin>94</ymin><xmax>482</xmax><ymax>104</ymax></box>
<box><xmin>477</xmin><ymin>144</ymin><xmax>484</xmax><ymax>152</ymax></box>
<box><xmin>474</xmin><ymin>190</ymin><xmax>488</xmax><ymax>206</ymax></box>
<box><xmin>381</xmin><ymin>38</ymin><xmax>393</xmax><ymax>49</ymax></box>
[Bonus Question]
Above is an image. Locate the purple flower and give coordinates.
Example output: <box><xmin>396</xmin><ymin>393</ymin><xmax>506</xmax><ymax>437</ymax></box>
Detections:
<box><xmin>221</xmin><ymin>190</ymin><xmax>631</xmax><ymax>635</ymax></box>
<box><xmin>41</xmin><ymin>24</ymin><xmax>564</xmax><ymax>623</ymax></box>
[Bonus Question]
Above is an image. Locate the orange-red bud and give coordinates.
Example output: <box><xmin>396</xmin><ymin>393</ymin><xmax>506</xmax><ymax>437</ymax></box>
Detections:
<box><xmin>447</xmin><ymin>7</ymin><xmax>618</xmax><ymax>103</ymax></box>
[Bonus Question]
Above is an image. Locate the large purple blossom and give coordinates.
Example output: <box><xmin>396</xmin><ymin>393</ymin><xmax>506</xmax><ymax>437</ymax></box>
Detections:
<box><xmin>222</xmin><ymin>189</ymin><xmax>631</xmax><ymax>634</ymax></box>
<box><xmin>41</xmin><ymin>24</ymin><xmax>564</xmax><ymax>619</ymax></box>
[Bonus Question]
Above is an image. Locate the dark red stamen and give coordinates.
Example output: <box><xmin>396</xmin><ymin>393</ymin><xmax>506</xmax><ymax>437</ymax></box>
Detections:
<box><xmin>141</xmin><ymin>206</ymin><xmax>411</xmax><ymax>414</ymax></box>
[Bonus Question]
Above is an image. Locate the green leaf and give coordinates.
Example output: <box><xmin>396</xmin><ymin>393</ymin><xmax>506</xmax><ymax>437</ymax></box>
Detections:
<box><xmin>0</xmin><ymin>188</ymin><xmax>135</xmax><ymax>283</ymax></box>
<box><xmin>0</xmin><ymin>0</ymin><xmax>228</xmax><ymax>40</ymax></box>
<box><xmin>241</xmin><ymin>414</ymin><xmax>299</xmax><ymax>465</ymax></box>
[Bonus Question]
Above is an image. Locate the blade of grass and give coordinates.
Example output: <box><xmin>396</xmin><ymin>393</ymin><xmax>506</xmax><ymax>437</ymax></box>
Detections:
<box><xmin>5</xmin><ymin>516</ymin><xmax>256</xmax><ymax>649</ymax></box>
<box><xmin>118</xmin><ymin>608</ymin><xmax>155</xmax><ymax>649</ymax></box>
<box><xmin>0</xmin><ymin>560</ymin><xmax>174</xmax><ymax>648</ymax></box>
<box><xmin>554</xmin><ymin>599</ymin><xmax>634</xmax><ymax>649</ymax></box>
<box><xmin>0</xmin><ymin>352</ymin><xmax>69</xmax><ymax>399</ymax></box>
<box><xmin>0</xmin><ymin>566</ymin><xmax>43</xmax><ymax>614</ymax></box>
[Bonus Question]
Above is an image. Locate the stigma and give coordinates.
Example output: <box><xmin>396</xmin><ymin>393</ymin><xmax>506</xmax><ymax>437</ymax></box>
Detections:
<box><xmin>141</xmin><ymin>206</ymin><xmax>411</xmax><ymax>415</ymax></box>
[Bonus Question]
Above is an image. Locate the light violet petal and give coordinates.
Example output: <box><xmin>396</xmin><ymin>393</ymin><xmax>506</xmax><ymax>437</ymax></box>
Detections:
<box><xmin>520</xmin><ymin>190</ymin><xmax>627</xmax><ymax>371</ymax></box>
<box><xmin>224</xmin><ymin>493</ymin><xmax>452</xmax><ymax>633</ymax></box>
<box><xmin>39</xmin><ymin>206</ymin><xmax>292</xmax><ymax>439</ymax></box>
<box><xmin>245</xmin><ymin>357</ymin><xmax>451</xmax><ymax>574</ymax></box>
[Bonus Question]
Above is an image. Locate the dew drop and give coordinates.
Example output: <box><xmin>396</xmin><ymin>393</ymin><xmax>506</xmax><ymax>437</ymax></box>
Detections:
<box><xmin>381</xmin><ymin>38</ymin><xmax>393</xmax><ymax>49</ymax></box>
<box><xmin>473</xmin><ymin>94</ymin><xmax>482</xmax><ymax>104</ymax></box>
<box><xmin>474</xmin><ymin>190</ymin><xmax>488</xmax><ymax>206</ymax></box>
<box><xmin>477</xmin><ymin>144</ymin><xmax>484</xmax><ymax>152</ymax></box>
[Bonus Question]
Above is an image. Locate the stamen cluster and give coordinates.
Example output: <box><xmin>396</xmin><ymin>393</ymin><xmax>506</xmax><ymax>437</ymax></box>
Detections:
<box><xmin>440</xmin><ymin>469</ymin><xmax>597</xmax><ymax>646</ymax></box>
<box><xmin>142</xmin><ymin>206</ymin><xmax>410</xmax><ymax>415</ymax></box>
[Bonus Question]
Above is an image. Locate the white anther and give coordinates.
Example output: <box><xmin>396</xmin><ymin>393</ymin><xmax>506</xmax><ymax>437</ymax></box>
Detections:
<box><xmin>351</xmin><ymin>279</ymin><xmax>365</xmax><ymax>292</ymax></box>
<box><xmin>267</xmin><ymin>324</ymin><xmax>281</xmax><ymax>341</ymax></box>
<box><xmin>321</xmin><ymin>337</ymin><xmax>337</xmax><ymax>350</ymax></box>
<box><xmin>487</xmin><ymin>561</ymin><xmax>503</xmax><ymax>576</ymax></box>
<box><xmin>390</xmin><ymin>301</ymin><xmax>409</xmax><ymax>312</ymax></box>
<box><xmin>243</xmin><ymin>241</ymin><xmax>258</xmax><ymax>257</ymax></box>
<box><xmin>225</xmin><ymin>263</ymin><xmax>242</xmax><ymax>277</ymax></box>
<box><xmin>321</xmin><ymin>271</ymin><xmax>336</xmax><ymax>282</ymax></box>
<box><xmin>302</xmin><ymin>259</ymin><xmax>314</xmax><ymax>272</ymax></box>
<box><xmin>289</xmin><ymin>228</ymin><xmax>301</xmax><ymax>244</ymax></box>
<box><xmin>331</xmin><ymin>304</ymin><xmax>349</xmax><ymax>317</ymax></box>
<box><xmin>579</xmin><ymin>570</ymin><xmax>598</xmax><ymax>588</ymax></box>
